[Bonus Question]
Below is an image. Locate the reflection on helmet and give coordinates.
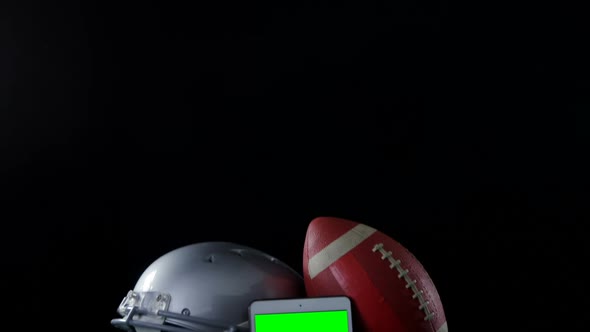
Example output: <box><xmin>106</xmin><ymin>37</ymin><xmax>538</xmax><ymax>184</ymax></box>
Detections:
<box><xmin>111</xmin><ymin>242</ymin><xmax>305</xmax><ymax>332</ymax></box>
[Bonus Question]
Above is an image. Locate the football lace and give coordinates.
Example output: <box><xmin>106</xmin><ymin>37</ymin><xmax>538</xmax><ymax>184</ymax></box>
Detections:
<box><xmin>372</xmin><ymin>243</ymin><xmax>434</xmax><ymax>321</ymax></box>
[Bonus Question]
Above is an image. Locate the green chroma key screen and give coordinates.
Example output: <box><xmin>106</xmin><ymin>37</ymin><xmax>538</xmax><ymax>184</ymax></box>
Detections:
<box><xmin>254</xmin><ymin>310</ymin><xmax>349</xmax><ymax>332</ymax></box>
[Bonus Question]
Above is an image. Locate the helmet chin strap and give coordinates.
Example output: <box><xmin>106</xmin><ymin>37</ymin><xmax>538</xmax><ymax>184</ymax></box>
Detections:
<box><xmin>235</xmin><ymin>322</ymin><xmax>249</xmax><ymax>330</ymax></box>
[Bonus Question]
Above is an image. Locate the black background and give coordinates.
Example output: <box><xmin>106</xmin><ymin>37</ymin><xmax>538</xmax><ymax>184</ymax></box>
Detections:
<box><xmin>2</xmin><ymin>1</ymin><xmax>588</xmax><ymax>331</ymax></box>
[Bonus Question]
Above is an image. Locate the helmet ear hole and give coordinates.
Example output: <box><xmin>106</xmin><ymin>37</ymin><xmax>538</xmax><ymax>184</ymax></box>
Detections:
<box><xmin>207</xmin><ymin>255</ymin><xmax>215</xmax><ymax>263</ymax></box>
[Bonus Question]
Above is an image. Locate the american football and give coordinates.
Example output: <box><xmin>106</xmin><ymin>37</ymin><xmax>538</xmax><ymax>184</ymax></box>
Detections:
<box><xmin>303</xmin><ymin>216</ymin><xmax>448</xmax><ymax>332</ymax></box>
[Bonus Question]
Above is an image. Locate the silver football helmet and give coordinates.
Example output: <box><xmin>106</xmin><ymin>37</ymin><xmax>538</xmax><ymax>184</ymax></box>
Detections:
<box><xmin>111</xmin><ymin>242</ymin><xmax>305</xmax><ymax>332</ymax></box>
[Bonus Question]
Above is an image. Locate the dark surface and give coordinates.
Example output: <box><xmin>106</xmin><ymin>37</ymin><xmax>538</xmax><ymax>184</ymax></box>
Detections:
<box><xmin>2</xmin><ymin>1</ymin><xmax>587</xmax><ymax>331</ymax></box>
